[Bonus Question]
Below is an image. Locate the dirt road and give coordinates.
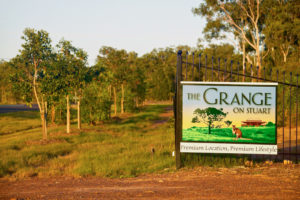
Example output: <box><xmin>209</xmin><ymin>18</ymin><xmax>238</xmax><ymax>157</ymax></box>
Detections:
<box><xmin>0</xmin><ymin>164</ymin><xmax>299</xmax><ymax>200</ymax></box>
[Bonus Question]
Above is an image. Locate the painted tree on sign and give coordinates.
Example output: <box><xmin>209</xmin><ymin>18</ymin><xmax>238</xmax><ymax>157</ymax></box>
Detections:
<box><xmin>192</xmin><ymin>107</ymin><xmax>227</xmax><ymax>134</ymax></box>
<box><xmin>224</xmin><ymin>120</ymin><xmax>232</xmax><ymax>127</ymax></box>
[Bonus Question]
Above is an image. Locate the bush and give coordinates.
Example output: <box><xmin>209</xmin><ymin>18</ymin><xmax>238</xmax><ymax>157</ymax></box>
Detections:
<box><xmin>81</xmin><ymin>81</ymin><xmax>112</xmax><ymax>124</ymax></box>
<box><xmin>266</xmin><ymin>121</ymin><xmax>275</xmax><ymax>127</ymax></box>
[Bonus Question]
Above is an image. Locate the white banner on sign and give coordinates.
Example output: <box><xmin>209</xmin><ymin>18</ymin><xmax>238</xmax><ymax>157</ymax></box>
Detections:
<box><xmin>180</xmin><ymin>142</ymin><xmax>277</xmax><ymax>155</ymax></box>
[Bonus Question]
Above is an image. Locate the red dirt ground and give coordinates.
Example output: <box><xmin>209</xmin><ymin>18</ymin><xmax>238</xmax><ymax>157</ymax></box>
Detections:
<box><xmin>0</xmin><ymin>163</ymin><xmax>299</xmax><ymax>200</ymax></box>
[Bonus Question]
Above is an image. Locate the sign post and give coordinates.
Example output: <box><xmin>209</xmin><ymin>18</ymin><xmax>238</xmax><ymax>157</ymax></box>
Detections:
<box><xmin>175</xmin><ymin>51</ymin><xmax>182</xmax><ymax>169</ymax></box>
<box><xmin>180</xmin><ymin>82</ymin><xmax>278</xmax><ymax>155</ymax></box>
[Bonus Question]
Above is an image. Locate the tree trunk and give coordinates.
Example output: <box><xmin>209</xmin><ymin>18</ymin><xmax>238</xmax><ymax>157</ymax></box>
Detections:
<box><xmin>113</xmin><ymin>86</ymin><xmax>117</xmax><ymax>116</ymax></box>
<box><xmin>121</xmin><ymin>83</ymin><xmax>124</xmax><ymax>114</ymax></box>
<box><xmin>242</xmin><ymin>40</ymin><xmax>246</xmax><ymax>82</ymax></box>
<box><xmin>256</xmin><ymin>50</ymin><xmax>261</xmax><ymax>82</ymax></box>
<box><xmin>66</xmin><ymin>95</ymin><xmax>70</xmax><ymax>133</ymax></box>
<box><xmin>108</xmin><ymin>85</ymin><xmax>112</xmax><ymax>119</ymax></box>
<box><xmin>51</xmin><ymin>105</ymin><xmax>55</xmax><ymax>125</ymax></box>
<box><xmin>283</xmin><ymin>53</ymin><xmax>287</xmax><ymax>63</ymax></box>
<box><xmin>41</xmin><ymin>112</ymin><xmax>46</xmax><ymax>139</ymax></box>
<box><xmin>208</xmin><ymin>123</ymin><xmax>211</xmax><ymax>134</ymax></box>
<box><xmin>59</xmin><ymin>108</ymin><xmax>62</xmax><ymax>122</ymax></box>
<box><xmin>32</xmin><ymin>59</ymin><xmax>46</xmax><ymax>139</ymax></box>
<box><xmin>41</xmin><ymin>101</ymin><xmax>47</xmax><ymax>140</ymax></box>
<box><xmin>77</xmin><ymin>99</ymin><xmax>81</xmax><ymax>129</ymax></box>
<box><xmin>1</xmin><ymin>86</ymin><xmax>6</xmax><ymax>103</ymax></box>
<box><xmin>109</xmin><ymin>85</ymin><xmax>112</xmax><ymax>97</ymax></box>
<box><xmin>282</xmin><ymin>48</ymin><xmax>288</xmax><ymax>63</ymax></box>
<box><xmin>135</xmin><ymin>97</ymin><xmax>138</xmax><ymax>108</ymax></box>
<box><xmin>44</xmin><ymin>101</ymin><xmax>47</xmax><ymax>138</ymax></box>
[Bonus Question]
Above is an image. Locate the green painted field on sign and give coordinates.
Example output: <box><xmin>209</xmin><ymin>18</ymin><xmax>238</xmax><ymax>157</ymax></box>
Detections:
<box><xmin>182</xmin><ymin>126</ymin><xmax>276</xmax><ymax>144</ymax></box>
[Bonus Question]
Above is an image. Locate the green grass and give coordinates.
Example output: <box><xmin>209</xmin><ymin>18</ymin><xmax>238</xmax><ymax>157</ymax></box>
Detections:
<box><xmin>0</xmin><ymin>105</ymin><xmax>175</xmax><ymax>178</ymax></box>
<box><xmin>183</xmin><ymin>126</ymin><xmax>276</xmax><ymax>144</ymax></box>
<box><xmin>0</xmin><ymin>105</ymin><xmax>252</xmax><ymax>179</ymax></box>
<box><xmin>0</xmin><ymin>111</ymin><xmax>41</xmax><ymax>135</ymax></box>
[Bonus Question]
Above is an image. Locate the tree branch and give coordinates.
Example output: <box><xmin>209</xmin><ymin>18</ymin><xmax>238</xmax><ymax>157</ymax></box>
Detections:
<box><xmin>262</xmin><ymin>48</ymin><xmax>270</xmax><ymax>60</ymax></box>
<box><xmin>220</xmin><ymin>4</ymin><xmax>257</xmax><ymax>50</ymax></box>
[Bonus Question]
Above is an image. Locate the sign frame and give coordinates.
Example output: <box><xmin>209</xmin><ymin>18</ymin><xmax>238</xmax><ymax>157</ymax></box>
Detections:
<box><xmin>179</xmin><ymin>81</ymin><xmax>278</xmax><ymax>155</ymax></box>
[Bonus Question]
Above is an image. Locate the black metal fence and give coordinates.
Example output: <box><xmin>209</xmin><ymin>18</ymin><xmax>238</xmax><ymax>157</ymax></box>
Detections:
<box><xmin>174</xmin><ymin>50</ymin><xmax>299</xmax><ymax>168</ymax></box>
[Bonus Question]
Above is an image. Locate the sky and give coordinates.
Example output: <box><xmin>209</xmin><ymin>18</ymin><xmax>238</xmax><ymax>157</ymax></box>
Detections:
<box><xmin>0</xmin><ymin>0</ymin><xmax>206</xmax><ymax>66</ymax></box>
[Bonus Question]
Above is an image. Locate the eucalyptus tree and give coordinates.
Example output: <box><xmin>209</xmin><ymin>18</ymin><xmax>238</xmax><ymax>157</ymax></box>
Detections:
<box><xmin>10</xmin><ymin>28</ymin><xmax>53</xmax><ymax>139</ymax></box>
<box><xmin>56</xmin><ymin>39</ymin><xmax>88</xmax><ymax>132</ymax></box>
<box><xmin>130</xmin><ymin>56</ymin><xmax>146</xmax><ymax>108</ymax></box>
<box><xmin>0</xmin><ymin>61</ymin><xmax>15</xmax><ymax>103</ymax></box>
<box><xmin>193</xmin><ymin>0</ymin><xmax>265</xmax><ymax>76</ymax></box>
<box><xmin>97</xmin><ymin>46</ymin><xmax>129</xmax><ymax>115</ymax></box>
<box><xmin>80</xmin><ymin>65</ymin><xmax>112</xmax><ymax>124</ymax></box>
<box><xmin>263</xmin><ymin>0</ymin><xmax>299</xmax><ymax>64</ymax></box>
<box><xmin>141</xmin><ymin>47</ymin><xmax>177</xmax><ymax>101</ymax></box>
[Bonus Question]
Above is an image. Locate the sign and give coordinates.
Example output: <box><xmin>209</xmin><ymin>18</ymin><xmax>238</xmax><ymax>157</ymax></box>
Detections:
<box><xmin>180</xmin><ymin>82</ymin><xmax>277</xmax><ymax>155</ymax></box>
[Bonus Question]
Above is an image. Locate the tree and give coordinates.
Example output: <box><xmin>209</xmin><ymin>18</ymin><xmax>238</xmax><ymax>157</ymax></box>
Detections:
<box><xmin>193</xmin><ymin>0</ymin><xmax>265</xmax><ymax>76</ymax></box>
<box><xmin>129</xmin><ymin>57</ymin><xmax>146</xmax><ymax>108</ymax></box>
<box><xmin>0</xmin><ymin>61</ymin><xmax>17</xmax><ymax>103</ymax></box>
<box><xmin>10</xmin><ymin>28</ymin><xmax>53</xmax><ymax>140</ymax></box>
<box><xmin>192</xmin><ymin>107</ymin><xmax>227</xmax><ymax>134</ymax></box>
<box><xmin>141</xmin><ymin>47</ymin><xmax>177</xmax><ymax>101</ymax></box>
<box><xmin>97</xmin><ymin>47</ymin><xmax>129</xmax><ymax>115</ymax></box>
<box><xmin>81</xmin><ymin>79</ymin><xmax>112</xmax><ymax>125</ymax></box>
<box><xmin>56</xmin><ymin>39</ymin><xmax>88</xmax><ymax>132</ymax></box>
<box><xmin>224</xmin><ymin>120</ymin><xmax>232</xmax><ymax>127</ymax></box>
<box><xmin>263</xmin><ymin>0</ymin><xmax>299</xmax><ymax>64</ymax></box>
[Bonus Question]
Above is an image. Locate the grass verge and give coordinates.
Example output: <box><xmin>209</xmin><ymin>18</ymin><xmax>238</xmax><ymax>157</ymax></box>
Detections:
<box><xmin>0</xmin><ymin>105</ymin><xmax>175</xmax><ymax>178</ymax></box>
<box><xmin>0</xmin><ymin>104</ymin><xmax>260</xmax><ymax>179</ymax></box>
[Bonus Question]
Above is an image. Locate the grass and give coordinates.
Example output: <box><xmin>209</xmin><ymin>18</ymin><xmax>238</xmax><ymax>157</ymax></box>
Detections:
<box><xmin>0</xmin><ymin>105</ymin><xmax>176</xmax><ymax>178</ymax></box>
<box><xmin>0</xmin><ymin>104</ymin><xmax>252</xmax><ymax>179</ymax></box>
<box><xmin>183</xmin><ymin>126</ymin><xmax>276</xmax><ymax>144</ymax></box>
<box><xmin>0</xmin><ymin>111</ymin><xmax>41</xmax><ymax>135</ymax></box>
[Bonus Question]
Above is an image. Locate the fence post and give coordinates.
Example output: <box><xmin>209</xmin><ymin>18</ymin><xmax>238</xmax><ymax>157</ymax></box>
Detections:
<box><xmin>175</xmin><ymin>50</ymin><xmax>182</xmax><ymax>169</ymax></box>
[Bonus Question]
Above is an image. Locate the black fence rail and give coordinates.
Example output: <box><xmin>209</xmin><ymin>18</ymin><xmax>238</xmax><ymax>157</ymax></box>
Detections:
<box><xmin>174</xmin><ymin>50</ymin><xmax>299</xmax><ymax>168</ymax></box>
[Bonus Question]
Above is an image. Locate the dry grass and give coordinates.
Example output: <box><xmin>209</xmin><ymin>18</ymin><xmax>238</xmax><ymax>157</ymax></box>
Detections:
<box><xmin>0</xmin><ymin>105</ymin><xmax>175</xmax><ymax>178</ymax></box>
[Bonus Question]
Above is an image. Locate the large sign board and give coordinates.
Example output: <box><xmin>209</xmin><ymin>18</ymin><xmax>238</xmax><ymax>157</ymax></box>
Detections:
<box><xmin>180</xmin><ymin>82</ymin><xmax>278</xmax><ymax>155</ymax></box>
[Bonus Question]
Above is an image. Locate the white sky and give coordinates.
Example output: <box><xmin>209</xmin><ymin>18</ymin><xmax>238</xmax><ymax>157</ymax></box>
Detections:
<box><xmin>0</xmin><ymin>0</ymin><xmax>206</xmax><ymax>65</ymax></box>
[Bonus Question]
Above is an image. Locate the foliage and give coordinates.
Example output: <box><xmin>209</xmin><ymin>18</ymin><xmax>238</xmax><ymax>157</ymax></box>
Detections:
<box><xmin>56</xmin><ymin>39</ymin><xmax>88</xmax><ymax>95</ymax></box>
<box><xmin>9</xmin><ymin>28</ymin><xmax>54</xmax><ymax>139</ymax></box>
<box><xmin>224</xmin><ymin>120</ymin><xmax>232</xmax><ymax>127</ymax></box>
<box><xmin>96</xmin><ymin>46</ymin><xmax>147</xmax><ymax>113</ymax></box>
<box><xmin>192</xmin><ymin>0</ymin><xmax>299</xmax><ymax>75</ymax></box>
<box><xmin>192</xmin><ymin>0</ymin><xmax>265</xmax><ymax>69</ymax></box>
<box><xmin>81</xmin><ymin>81</ymin><xmax>112</xmax><ymax>124</ymax></box>
<box><xmin>141</xmin><ymin>48</ymin><xmax>177</xmax><ymax>101</ymax></box>
<box><xmin>265</xmin><ymin>121</ymin><xmax>275</xmax><ymax>127</ymax></box>
<box><xmin>0</xmin><ymin>61</ymin><xmax>19</xmax><ymax>104</ymax></box>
